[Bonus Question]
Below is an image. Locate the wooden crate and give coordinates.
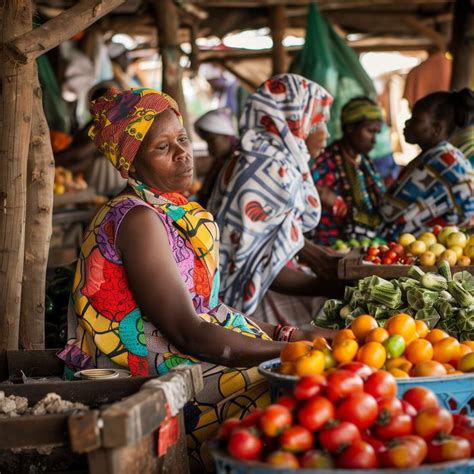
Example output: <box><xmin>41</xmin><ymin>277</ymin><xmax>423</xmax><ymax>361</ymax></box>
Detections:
<box><xmin>0</xmin><ymin>350</ymin><xmax>203</xmax><ymax>474</ymax></box>
<box><xmin>338</xmin><ymin>247</ymin><xmax>474</xmax><ymax>280</ymax></box>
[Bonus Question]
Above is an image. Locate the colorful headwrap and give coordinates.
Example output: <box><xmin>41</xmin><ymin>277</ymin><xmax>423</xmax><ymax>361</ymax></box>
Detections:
<box><xmin>208</xmin><ymin>73</ymin><xmax>333</xmax><ymax>314</ymax></box>
<box><xmin>341</xmin><ymin>98</ymin><xmax>384</xmax><ymax>127</ymax></box>
<box><xmin>88</xmin><ymin>88</ymin><xmax>181</xmax><ymax>178</ymax></box>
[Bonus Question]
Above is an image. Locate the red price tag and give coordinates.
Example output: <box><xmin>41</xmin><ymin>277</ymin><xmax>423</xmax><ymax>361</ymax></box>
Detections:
<box><xmin>158</xmin><ymin>404</ymin><xmax>179</xmax><ymax>457</ymax></box>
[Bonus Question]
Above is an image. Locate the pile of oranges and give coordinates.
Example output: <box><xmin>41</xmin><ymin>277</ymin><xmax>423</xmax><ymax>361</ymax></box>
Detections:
<box><xmin>280</xmin><ymin>313</ymin><xmax>474</xmax><ymax>378</ymax></box>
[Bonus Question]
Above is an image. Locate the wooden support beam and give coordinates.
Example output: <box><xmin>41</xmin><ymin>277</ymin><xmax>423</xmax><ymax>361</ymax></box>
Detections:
<box><xmin>222</xmin><ymin>62</ymin><xmax>260</xmax><ymax>90</ymax></box>
<box><xmin>450</xmin><ymin>0</ymin><xmax>474</xmax><ymax>89</ymax></box>
<box><xmin>19</xmin><ymin>68</ymin><xmax>55</xmax><ymax>350</ymax></box>
<box><xmin>269</xmin><ymin>5</ymin><xmax>288</xmax><ymax>75</ymax></box>
<box><xmin>404</xmin><ymin>15</ymin><xmax>447</xmax><ymax>51</ymax></box>
<box><xmin>0</xmin><ymin>0</ymin><xmax>34</xmax><ymax>351</ymax></box>
<box><xmin>153</xmin><ymin>0</ymin><xmax>189</xmax><ymax>130</ymax></box>
<box><xmin>6</xmin><ymin>0</ymin><xmax>126</xmax><ymax>64</ymax></box>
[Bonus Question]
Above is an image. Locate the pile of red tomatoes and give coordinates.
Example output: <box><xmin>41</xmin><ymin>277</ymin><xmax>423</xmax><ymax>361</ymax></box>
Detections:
<box><xmin>364</xmin><ymin>242</ymin><xmax>412</xmax><ymax>266</ymax></box>
<box><xmin>218</xmin><ymin>368</ymin><xmax>473</xmax><ymax>469</ymax></box>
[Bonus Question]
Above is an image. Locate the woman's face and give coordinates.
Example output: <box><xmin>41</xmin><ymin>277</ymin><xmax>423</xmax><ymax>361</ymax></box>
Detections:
<box><xmin>201</xmin><ymin>131</ymin><xmax>233</xmax><ymax>161</ymax></box>
<box><xmin>345</xmin><ymin>119</ymin><xmax>382</xmax><ymax>155</ymax></box>
<box><xmin>306</xmin><ymin>123</ymin><xmax>329</xmax><ymax>157</ymax></box>
<box><xmin>404</xmin><ymin>105</ymin><xmax>438</xmax><ymax>149</ymax></box>
<box><xmin>131</xmin><ymin>109</ymin><xmax>193</xmax><ymax>193</ymax></box>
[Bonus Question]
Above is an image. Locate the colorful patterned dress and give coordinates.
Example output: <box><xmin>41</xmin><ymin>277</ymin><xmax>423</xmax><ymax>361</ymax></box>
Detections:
<box><xmin>310</xmin><ymin>140</ymin><xmax>386</xmax><ymax>246</ymax></box>
<box><xmin>379</xmin><ymin>141</ymin><xmax>474</xmax><ymax>239</ymax></box>
<box><xmin>68</xmin><ymin>193</ymin><xmax>271</xmax><ymax>471</ymax></box>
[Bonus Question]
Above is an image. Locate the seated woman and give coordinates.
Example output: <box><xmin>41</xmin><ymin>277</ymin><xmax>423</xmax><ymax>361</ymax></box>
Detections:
<box><xmin>380</xmin><ymin>89</ymin><xmax>474</xmax><ymax>238</ymax></box>
<box><xmin>310</xmin><ymin>97</ymin><xmax>386</xmax><ymax>246</ymax></box>
<box><xmin>207</xmin><ymin>74</ymin><xmax>343</xmax><ymax>325</ymax></box>
<box><xmin>194</xmin><ymin>107</ymin><xmax>238</xmax><ymax>207</ymax></box>
<box><xmin>60</xmin><ymin>87</ymin><xmax>330</xmax><ymax>472</ymax></box>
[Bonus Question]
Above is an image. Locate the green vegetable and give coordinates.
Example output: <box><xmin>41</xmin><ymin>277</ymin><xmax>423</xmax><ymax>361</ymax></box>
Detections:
<box><xmin>437</xmin><ymin>259</ymin><xmax>452</xmax><ymax>282</ymax></box>
<box><xmin>344</xmin><ymin>286</ymin><xmax>356</xmax><ymax>301</ymax></box>
<box><xmin>323</xmin><ymin>299</ymin><xmax>344</xmax><ymax>320</ymax></box>
<box><xmin>453</xmin><ymin>271</ymin><xmax>474</xmax><ymax>294</ymax></box>
<box><xmin>406</xmin><ymin>288</ymin><xmax>439</xmax><ymax>310</ymax></box>
<box><xmin>421</xmin><ymin>272</ymin><xmax>448</xmax><ymax>291</ymax></box>
<box><xmin>407</xmin><ymin>265</ymin><xmax>425</xmax><ymax>281</ymax></box>
<box><xmin>340</xmin><ymin>304</ymin><xmax>353</xmax><ymax>320</ymax></box>
<box><xmin>448</xmin><ymin>281</ymin><xmax>474</xmax><ymax>308</ymax></box>
<box><xmin>414</xmin><ymin>309</ymin><xmax>440</xmax><ymax>328</ymax></box>
<box><xmin>434</xmin><ymin>299</ymin><xmax>454</xmax><ymax>318</ymax></box>
<box><xmin>369</xmin><ymin>283</ymin><xmax>402</xmax><ymax>309</ymax></box>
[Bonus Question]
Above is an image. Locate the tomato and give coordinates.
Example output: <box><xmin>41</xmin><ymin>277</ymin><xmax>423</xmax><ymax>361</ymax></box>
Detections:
<box><xmin>297</xmin><ymin>395</ymin><xmax>335</xmax><ymax>432</ymax></box>
<box><xmin>300</xmin><ymin>449</ymin><xmax>334</xmax><ymax>468</ymax></box>
<box><xmin>361</xmin><ymin>430</ymin><xmax>386</xmax><ymax>453</ymax></box>
<box><xmin>228</xmin><ymin>428</ymin><xmax>263</xmax><ymax>460</ymax></box>
<box><xmin>414</xmin><ymin>407</ymin><xmax>453</xmax><ymax>440</ymax></box>
<box><xmin>336</xmin><ymin>441</ymin><xmax>379</xmax><ymax>469</ymax></box>
<box><xmin>368</xmin><ymin>246</ymin><xmax>380</xmax><ymax>257</ymax></box>
<box><xmin>391</xmin><ymin>243</ymin><xmax>405</xmax><ymax>257</ymax></box>
<box><xmin>275</xmin><ymin>396</ymin><xmax>297</xmax><ymax>412</ymax></box>
<box><xmin>377</xmin><ymin>397</ymin><xmax>403</xmax><ymax>419</ymax></box>
<box><xmin>339</xmin><ymin>361</ymin><xmax>374</xmax><ymax>380</ymax></box>
<box><xmin>279</xmin><ymin>425</ymin><xmax>314</xmax><ymax>453</ymax></box>
<box><xmin>386</xmin><ymin>250</ymin><xmax>398</xmax><ymax>261</ymax></box>
<box><xmin>427</xmin><ymin>435</ymin><xmax>471</xmax><ymax>463</ymax></box>
<box><xmin>259</xmin><ymin>404</ymin><xmax>293</xmax><ymax>437</ymax></box>
<box><xmin>318</xmin><ymin>421</ymin><xmax>361</xmax><ymax>454</ymax></box>
<box><xmin>364</xmin><ymin>255</ymin><xmax>375</xmax><ymax>262</ymax></box>
<box><xmin>432</xmin><ymin>225</ymin><xmax>442</xmax><ymax>236</ymax></box>
<box><xmin>217</xmin><ymin>418</ymin><xmax>240</xmax><ymax>441</ymax></box>
<box><xmin>402</xmin><ymin>387</ymin><xmax>439</xmax><ymax>411</ymax></box>
<box><xmin>266</xmin><ymin>450</ymin><xmax>299</xmax><ymax>468</ymax></box>
<box><xmin>402</xmin><ymin>255</ymin><xmax>414</xmax><ymax>265</ymax></box>
<box><xmin>294</xmin><ymin>374</ymin><xmax>326</xmax><ymax>401</ymax></box>
<box><xmin>382</xmin><ymin>256</ymin><xmax>393</xmax><ymax>265</ymax></box>
<box><xmin>379</xmin><ymin>245</ymin><xmax>390</xmax><ymax>254</ymax></box>
<box><xmin>336</xmin><ymin>392</ymin><xmax>378</xmax><ymax>430</ymax></box>
<box><xmin>373</xmin><ymin>256</ymin><xmax>382</xmax><ymax>264</ymax></box>
<box><xmin>452</xmin><ymin>421</ymin><xmax>474</xmax><ymax>453</ymax></box>
<box><xmin>380</xmin><ymin>435</ymin><xmax>427</xmax><ymax>468</ymax></box>
<box><xmin>239</xmin><ymin>408</ymin><xmax>263</xmax><ymax>428</ymax></box>
<box><xmin>364</xmin><ymin>370</ymin><xmax>397</xmax><ymax>400</ymax></box>
<box><xmin>375</xmin><ymin>413</ymin><xmax>413</xmax><ymax>440</ymax></box>
<box><xmin>326</xmin><ymin>370</ymin><xmax>364</xmax><ymax>403</ymax></box>
<box><xmin>400</xmin><ymin>400</ymin><xmax>418</xmax><ymax>417</ymax></box>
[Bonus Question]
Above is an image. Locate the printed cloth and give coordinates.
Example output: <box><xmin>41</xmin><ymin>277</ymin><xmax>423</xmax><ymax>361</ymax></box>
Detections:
<box><xmin>450</xmin><ymin>124</ymin><xmax>474</xmax><ymax>166</ymax></box>
<box><xmin>380</xmin><ymin>141</ymin><xmax>474</xmax><ymax>239</ymax></box>
<box><xmin>88</xmin><ymin>87</ymin><xmax>181</xmax><ymax>177</ymax></box>
<box><xmin>208</xmin><ymin>74</ymin><xmax>332</xmax><ymax>315</ymax></box>
<box><xmin>310</xmin><ymin>140</ymin><xmax>386</xmax><ymax>245</ymax></box>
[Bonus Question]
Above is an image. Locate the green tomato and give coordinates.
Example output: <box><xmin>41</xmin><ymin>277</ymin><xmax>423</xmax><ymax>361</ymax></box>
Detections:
<box><xmin>383</xmin><ymin>335</ymin><xmax>406</xmax><ymax>359</ymax></box>
<box><xmin>322</xmin><ymin>347</ymin><xmax>337</xmax><ymax>370</ymax></box>
<box><xmin>349</xmin><ymin>238</ymin><xmax>360</xmax><ymax>247</ymax></box>
<box><xmin>334</xmin><ymin>239</ymin><xmax>349</xmax><ymax>250</ymax></box>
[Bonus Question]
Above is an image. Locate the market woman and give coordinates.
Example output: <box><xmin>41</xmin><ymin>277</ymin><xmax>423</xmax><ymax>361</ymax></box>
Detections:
<box><xmin>208</xmin><ymin>74</ymin><xmax>343</xmax><ymax>325</ymax></box>
<box><xmin>310</xmin><ymin>97</ymin><xmax>386</xmax><ymax>246</ymax></box>
<box><xmin>380</xmin><ymin>89</ymin><xmax>474</xmax><ymax>238</ymax></box>
<box><xmin>59</xmin><ymin>87</ymin><xmax>330</xmax><ymax>471</ymax></box>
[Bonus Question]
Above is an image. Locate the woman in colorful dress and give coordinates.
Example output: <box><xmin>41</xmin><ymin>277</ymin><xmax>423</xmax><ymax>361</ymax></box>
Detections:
<box><xmin>380</xmin><ymin>89</ymin><xmax>474</xmax><ymax>239</ymax></box>
<box><xmin>310</xmin><ymin>97</ymin><xmax>386</xmax><ymax>247</ymax></box>
<box><xmin>59</xmin><ymin>87</ymin><xmax>330</xmax><ymax>472</ymax></box>
<box><xmin>207</xmin><ymin>74</ymin><xmax>343</xmax><ymax>326</ymax></box>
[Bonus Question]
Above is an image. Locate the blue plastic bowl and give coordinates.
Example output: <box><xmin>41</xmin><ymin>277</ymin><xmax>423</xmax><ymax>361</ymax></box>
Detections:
<box><xmin>258</xmin><ymin>358</ymin><xmax>474</xmax><ymax>414</ymax></box>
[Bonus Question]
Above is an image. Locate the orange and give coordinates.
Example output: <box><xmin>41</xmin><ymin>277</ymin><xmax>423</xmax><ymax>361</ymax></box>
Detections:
<box><xmin>351</xmin><ymin>315</ymin><xmax>378</xmax><ymax>342</ymax></box>
<box><xmin>461</xmin><ymin>341</ymin><xmax>474</xmax><ymax>351</ymax></box>
<box><xmin>385</xmin><ymin>357</ymin><xmax>413</xmax><ymax>373</ymax></box>
<box><xmin>385</xmin><ymin>313</ymin><xmax>417</xmax><ymax>343</ymax></box>
<box><xmin>425</xmin><ymin>329</ymin><xmax>449</xmax><ymax>345</ymax></box>
<box><xmin>433</xmin><ymin>337</ymin><xmax>461</xmax><ymax>363</ymax></box>
<box><xmin>388</xmin><ymin>368</ymin><xmax>410</xmax><ymax>378</ymax></box>
<box><xmin>332</xmin><ymin>339</ymin><xmax>359</xmax><ymax>364</ymax></box>
<box><xmin>312</xmin><ymin>337</ymin><xmax>330</xmax><ymax>351</ymax></box>
<box><xmin>279</xmin><ymin>362</ymin><xmax>295</xmax><ymax>375</ymax></box>
<box><xmin>442</xmin><ymin>363</ymin><xmax>456</xmax><ymax>373</ymax></box>
<box><xmin>332</xmin><ymin>329</ymin><xmax>357</xmax><ymax>347</ymax></box>
<box><xmin>405</xmin><ymin>339</ymin><xmax>433</xmax><ymax>365</ymax></box>
<box><xmin>415</xmin><ymin>320</ymin><xmax>430</xmax><ymax>338</ymax></box>
<box><xmin>356</xmin><ymin>342</ymin><xmax>386</xmax><ymax>369</ymax></box>
<box><xmin>280</xmin><ymin>341</ymin><xmax>311</xmax><ymax>363</ymax></box>
<box><xmin>411</xmin><ymin>360</ymin><xmax>447</xmax><ymax>377</ymax></box>
<box><xmin>450</xmin><ymin>343</ymin><xmax>472</xmax><ymax>367</ymax></box>
<box><xmin>458</xmin><ymin>352</ymin><xmax>474</xmax><ymax>373</ymax></box>
<box><xmin>295</xmin><ymin>350</ymin><xmax>325</xmax><ymax>376</ymax></box>
<box><xmin>365</xmin><ymin>327</ymin><xmax>389</xmax><ymax>344</ymax></box>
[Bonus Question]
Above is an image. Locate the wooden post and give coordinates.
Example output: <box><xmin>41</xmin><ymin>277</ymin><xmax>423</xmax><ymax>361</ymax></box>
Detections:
<box><xmin>0</xmin><ymin>0</ymin><xmax>34</xmax><ymax>350</ymax></box>
<box><xmin>450</xmin><ymin>0</ymin><xmax>474</xmax><ymax>90</ymax></box>
<box><xmin>269</xmin><ymin>5</ymin><xmax>288</xmax><ymax>76</ymax></box>
<box><xmin>19</xmin><ymin>68</ymin><xmax>55</xmax><ymax>350</ymax></box>
<box><xmin>152</xmin><ymin>0</ymin><xmax>189</xmax><ymax>129</ymax></box>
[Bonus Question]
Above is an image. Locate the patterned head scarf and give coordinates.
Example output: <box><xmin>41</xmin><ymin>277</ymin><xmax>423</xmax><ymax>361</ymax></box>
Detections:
<box><xmin>208</xmin><ymin>73</ymin><xmax>333</xmax><ymax>314</ymax></box>
<box><xmin>341</xmin><ymin>97</ymin><xmax>384</xmax><ymax>127</ymax></box>
<box><xmin>88</xmin><ymin>88</ymin><xmax>181</xmax><ymax>178</ymax></box>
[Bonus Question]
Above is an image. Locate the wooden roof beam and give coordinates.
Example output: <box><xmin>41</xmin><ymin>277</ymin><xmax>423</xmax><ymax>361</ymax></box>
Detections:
<box><xmin>403</xmin><ymin>15</ymin><xmax>448</xmax><ymax>51</ymax></box>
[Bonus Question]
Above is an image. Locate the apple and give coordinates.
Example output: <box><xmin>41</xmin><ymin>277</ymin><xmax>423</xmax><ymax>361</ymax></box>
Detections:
<box><xmin>457</xmin><ymin>256</ymin><xmax>471</xmax><ymax>266</ymax></box>
<box><xmin>449</xmin><ymin>245</ymin><xmax>463</xmax><ymax>260</ymax></box>
<box><xmin>446</xmin><ymin>232</ymin><xmax>467</xmax><ymax>249</ymax></box>
<box><xmin>419</xmin><ymin>232</ymin><xmax>437</xmax><ymax>248</ymax></box>
<box><xmin>398</xmin><ymin>233</ymin><xmax>416</xmax><ymax>247</ymax></box>
<box><xmin>419</xmin><ymin>251</ymin><xmax>436</xmax><ymax>266</ymax></box>
<box><xmin>429</xmin><ymin>243</ymin><xmax>446</xmax><ymax>257</ymax></box>
<box><xmin>440</xmin><ymin>249</ymin><xmax>457</xmax><ymax>266</ymax></box>
<box><xmin>437</xmin><ymin>226</ymin><xmax>458</xmax><ymax>245</ymax></box>
<box><xmin>409</xmin><ymin>240</ymin><xmax>427</xmax><ymax>256</ymax></box>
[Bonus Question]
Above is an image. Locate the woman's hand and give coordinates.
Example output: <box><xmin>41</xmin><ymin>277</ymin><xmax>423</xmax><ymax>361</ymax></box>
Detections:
<box><xmin>291</xmin><ymin>327</ymin><xmax>336</xmax><ymax>343</ymax></box>
<box><xmin>298</xmin><ymin>239</ymin><xmax>345</xmax><ymax>280</ymax></box>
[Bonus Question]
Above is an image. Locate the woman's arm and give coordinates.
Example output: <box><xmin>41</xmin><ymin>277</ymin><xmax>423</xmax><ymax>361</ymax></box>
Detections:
<box><xmin>297</xmin><ymin>238</ymin><xmax>344</xmax><ymax>281</ymax></box>
<box><xmin>117</xmin><ymin>206</ymin><xmax>285</xmax><ymax>367</ymax></box>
